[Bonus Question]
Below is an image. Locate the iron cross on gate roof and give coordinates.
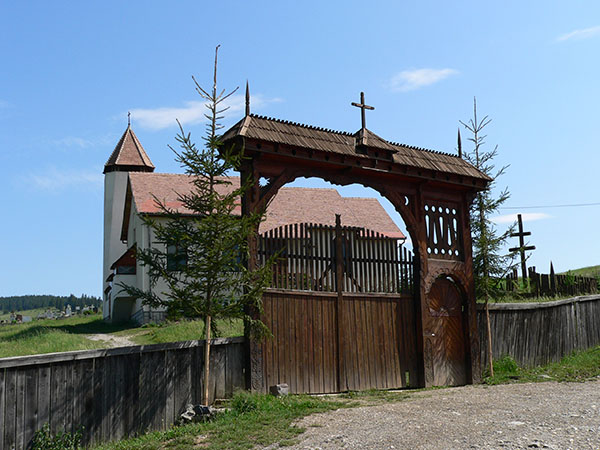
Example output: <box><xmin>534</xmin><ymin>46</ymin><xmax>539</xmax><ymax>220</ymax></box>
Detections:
<box><xmin>351</xmin><ymin>92</ymin><xmax>374</xmax><ymax>129</ymax></box>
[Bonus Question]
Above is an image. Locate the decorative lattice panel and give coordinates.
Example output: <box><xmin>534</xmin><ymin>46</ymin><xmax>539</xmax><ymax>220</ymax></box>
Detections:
<box><xmin>424</xmin><ymin>202</ymin><xmax>463</xmax><ymax>260</ymax></box>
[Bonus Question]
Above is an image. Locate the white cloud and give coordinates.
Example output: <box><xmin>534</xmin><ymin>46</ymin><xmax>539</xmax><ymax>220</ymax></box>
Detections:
<box><xmin>492</xmin><ymin>212</ymin><xmax>552</xmax><ymax>224</ymax></box>
<box><xmin>53</xmin><ymin>136</ymin><xmax>93</xmax><ymax>149</ymax></box>
<box><xmin>388</xmin><ymin>68</ymin><xmax>459</xmax><ymax>92</ymax></box>
<box><xmin>27</xmin><ymin>167</ymin><xmax>102</xmax><ymax>191</ymax></box>
<box><xmin>129</xmin><ymin>94</ymin><xmax>282</xmax><ymax>131</ymax></box>
<box><xmin>556</xmin><ymin>25</ymin><xmax>600</xmax><ymax>42</ymax></box>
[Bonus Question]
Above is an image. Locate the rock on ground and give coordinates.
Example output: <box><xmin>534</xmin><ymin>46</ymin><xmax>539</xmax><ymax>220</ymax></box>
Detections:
<box><xmin>280</xmin><ymin>380</ymin><xmax>600</xmax><ymax>450</ymax></box>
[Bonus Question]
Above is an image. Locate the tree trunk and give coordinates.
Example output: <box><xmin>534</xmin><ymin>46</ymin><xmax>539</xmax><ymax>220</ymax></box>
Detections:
<box><xmin>485</xmin><ymin>298</ymin><xmax>494</xmax><ymax>377</ymax></box>
<box><xmin>203</xmin><ymin>314</ymin><xmax>212</xmax><ymax>405</ymax></box>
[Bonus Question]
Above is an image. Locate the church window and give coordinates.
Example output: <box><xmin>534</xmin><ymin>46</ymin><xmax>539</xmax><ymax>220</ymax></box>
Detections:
<box><xmin>167</xmin><ymin>244</ymin><xmax>187</xmax><ymax>271</ymax></box>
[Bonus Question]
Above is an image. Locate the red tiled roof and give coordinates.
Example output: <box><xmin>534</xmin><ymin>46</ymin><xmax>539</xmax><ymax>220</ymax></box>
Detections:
<box><xmin>261</xmin><ymin>187</ymin><xmax>405</xmax><ymax>239</ymax></box>
<box><xmin>127</xmin><ymin>173</ymin><xmax>404</xmax><ymax>239</ymax></box>
<box><xmin>104</xmin><ymin>126</ymin><xmax>155</xmax><ymax>173</ymax></box>
<box><xmin>129</xmin><ymin>173</ymin><xmax>241</xmax><ymax>215</ymax></box>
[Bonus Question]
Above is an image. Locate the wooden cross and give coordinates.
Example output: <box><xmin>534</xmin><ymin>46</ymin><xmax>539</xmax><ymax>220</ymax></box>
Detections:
<box><xmin>509</xmin><ymin>213</ymin><xmax>536</xmax><ymax>280</ymax></box>
<box><xmin>351</xmin><ymin>92</ymin><xmax>374</xmax><ymax>129</ymax></box>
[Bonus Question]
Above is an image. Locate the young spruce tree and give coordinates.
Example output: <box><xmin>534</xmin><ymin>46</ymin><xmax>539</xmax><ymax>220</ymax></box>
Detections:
<box><xmin>460</xmin><ymin>97</ymin><xmax>514</xmax><ymax>376</ymax></box>
<box><xmin>122</xmin><ymin>46</ymin><xmax>272</xmax><ymax>405</ymax></box>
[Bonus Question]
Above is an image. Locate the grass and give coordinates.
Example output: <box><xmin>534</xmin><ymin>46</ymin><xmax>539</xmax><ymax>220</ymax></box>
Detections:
<box><xmin>0</xmin><ymin>314</ymin><xmax>243</xmax><ymax>359</ymax></box>
<box><xmin>94</xmin><ymin>391</ymin><xmax>353</xmax><ymax>450</ymax></box>
<box><xmin>480</xmin><ymin>293</ymin><xmax>585</xmax><ymax>304</ymax></box>
<box><xmin>340</xmin><ymin>388</ymin><xmax>410</xmax><ymax>404</ymax></box>
<box><xmin>129</xmin><ymin>318</ymin><xmax>243</xmax><ymax>346</ymax></box>
<box><xmin>560</xmin><ymin>264</ymin><xmax>600</xmax><ymax>278</ymax></box>
<box><xmin>0</xmin><ymin>314</ymin><xmax>134</xmax><ymax>358</ymax></box>
<box><xmin>484</xmin><ymin>345</ymin><xmax>600</xmax><ymax>385</ymax></box>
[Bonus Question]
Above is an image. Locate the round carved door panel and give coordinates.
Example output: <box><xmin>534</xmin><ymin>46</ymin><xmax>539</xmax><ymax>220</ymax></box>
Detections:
<box><xmin>427</xmin><ymin>277</ymin><xmax>467</xmax><ymax>386</ymax></box>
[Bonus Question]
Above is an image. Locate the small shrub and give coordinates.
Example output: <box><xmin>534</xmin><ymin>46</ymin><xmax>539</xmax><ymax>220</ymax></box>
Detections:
<box><xmin>31</xmin><ymin>424</ymin><xmax>82</xmax><ymax>450</ymax></box>
<box><xmin>229</xmin><ymin>390</ymin><xmax>262</xmax><ymax>413</ymax></box>
<box><xmin>484</xmin><ymin>355</ymin><xmax>520</xmax><ymax>385</ymax></box>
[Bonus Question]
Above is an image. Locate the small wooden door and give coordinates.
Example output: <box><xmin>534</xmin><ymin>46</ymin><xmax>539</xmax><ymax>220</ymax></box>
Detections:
<box><xmin>428</xmin><ymin>277</ymin><xmax>467</xmax><ymax>386</ymax></box>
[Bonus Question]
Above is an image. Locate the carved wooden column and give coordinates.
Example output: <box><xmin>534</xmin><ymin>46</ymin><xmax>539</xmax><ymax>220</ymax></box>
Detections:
<box><xmin>462</xmin><ymin>192</ymin><xmax>481</xmax><ymax>383</ymax></box>
<box><xmin>240</xmin><ymin>157</ymin><xmax>265</xmax><ymax>392</ymax></box>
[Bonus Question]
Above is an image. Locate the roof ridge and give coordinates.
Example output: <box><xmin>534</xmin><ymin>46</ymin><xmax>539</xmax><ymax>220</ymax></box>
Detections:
<box><xmin>129</xmin><ymin>128</ymin><xmax>150</xmax><ymax>165</ymax></box>
<box><xmin>248</xmin><ymin>113</ymin><xmax>461</xmax><ymax>158</ymax></box>
<box><xmin>249</xmin><ymin>113</ymin><xmax>354</xmax><ymax>137</ymax></box>
<box><xmin>387</xmin><ymin>139</ymin><xmax>461</xmax><ymax>158</ymax></box>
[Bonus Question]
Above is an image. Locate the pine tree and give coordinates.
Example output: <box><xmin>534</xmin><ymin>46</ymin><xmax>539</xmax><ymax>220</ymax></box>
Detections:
<box><xmin>121</xmin><ymin>46</ymin><xmax>273</xmax><ymax>405</ymax></box>
<box><xmin>460</xmin><ymin>97</ymin><xmax>515</xmax><ymax>376</ymax></box>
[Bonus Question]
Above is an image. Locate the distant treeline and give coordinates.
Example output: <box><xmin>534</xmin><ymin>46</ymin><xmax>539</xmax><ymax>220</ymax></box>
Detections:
<box><xmin>0</xmin><ymin>294</ymin><xmax>101</xmax><ymax>314</ymax></box>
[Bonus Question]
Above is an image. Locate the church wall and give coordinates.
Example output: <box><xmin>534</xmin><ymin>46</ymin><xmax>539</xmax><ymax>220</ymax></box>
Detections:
<box><xmin>103</xmin><ymin>171</ymin><xmax>129</xmax><ymax>320</ymax></box>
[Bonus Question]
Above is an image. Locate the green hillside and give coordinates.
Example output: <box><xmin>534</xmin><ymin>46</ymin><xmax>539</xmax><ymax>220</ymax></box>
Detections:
<box><xmin>561</xmin><ymin>265</ymin><xmax>600</xmax><ymax>278</ymax></box>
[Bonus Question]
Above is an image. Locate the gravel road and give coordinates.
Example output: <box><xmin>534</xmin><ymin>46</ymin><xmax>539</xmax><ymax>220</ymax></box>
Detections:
<box><xmin>283</xmin><ymin>380</ymin><xmax>600</xmax><ymax>450</ymax></box>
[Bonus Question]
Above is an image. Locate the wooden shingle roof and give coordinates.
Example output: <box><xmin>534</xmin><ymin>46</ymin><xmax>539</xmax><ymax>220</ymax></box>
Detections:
<box><xmin>104</xmin><ymin>125</ymin><xmax>155</xmax><ymax>174</ymax></box>
<box><xmin>222</xmin><ymin>114</ymin><xmax>490</xmax><ymax>181</ymax></box>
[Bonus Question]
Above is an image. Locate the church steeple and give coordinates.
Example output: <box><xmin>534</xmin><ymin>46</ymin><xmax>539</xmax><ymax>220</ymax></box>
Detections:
<box><xmin>103</xmin><ymin>124</ymin><xmax>155</xmax><ymax>174</ymax></box>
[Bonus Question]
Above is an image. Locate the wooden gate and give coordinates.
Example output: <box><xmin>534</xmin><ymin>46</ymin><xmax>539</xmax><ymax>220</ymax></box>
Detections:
<box><xmin>260</xmin><ymin>291</ymin><xmax>418</xmax><ymax>393</ymax></box>
<box><xmin>257</xmin><ymin>217</ymin><xmax>418</xmax><ymax>393</ymax></box>
<box><xmin>427</xmin><ymin>277</ymin><xmax>467</xmax><ymax>386</ymax></box>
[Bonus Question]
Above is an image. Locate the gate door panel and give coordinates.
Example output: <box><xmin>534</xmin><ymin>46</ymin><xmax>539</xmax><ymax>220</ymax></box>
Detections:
<box><xmin>428</xmin><ymin>278</ymin><xmax>467</xmax><ymax>386</ymax></box>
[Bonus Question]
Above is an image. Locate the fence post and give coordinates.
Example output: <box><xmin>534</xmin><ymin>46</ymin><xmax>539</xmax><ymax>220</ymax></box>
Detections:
<box><xmin>334</xmin><ymin>214</ymin><xmax>344</xmax><ymax>391</ymax></box>
<box><xmin>550</xmin><ymin>262</ymin><xmax>556</xmax><ymax>296</ymax></box>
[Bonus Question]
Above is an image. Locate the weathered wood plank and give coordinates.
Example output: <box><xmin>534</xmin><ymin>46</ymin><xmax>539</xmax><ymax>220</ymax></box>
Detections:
<box><xmin>23</xmin><ymin>368</ymin><xmax>38</xmax><ymax>449</ymax></box>
<box><xmin>15</xmin><ymin>369</ymin><xmax>26</xmax><ymax>450</ymax></box>
<box><xmin>0</xmin><ymin>368</ymin><xmax>5</xmax><ymax>450</ymax></box>
<box><xmin>4</xmin><ymin>369</ymin><xmax>17</xmax><ymax>450</ymax></box>
<box><xmin>91</xmin><ymin>357</ymin><xmax>104</xmax><ymax>445</ymax></box>
<box><xmin>50</xmin><ymin>363</ymin><xmax>66</xmax><ymax>435</ymax></box>
<box><xmin>80</xmin><ymin>359</ymin><xmax>95</xmax><ymax>447</ymax></box>
<box><xmin>165</xmin><ymin>350</ymin><xmax>175</xmax><ymax>428</ymax></box>
<box><xmin>36</xmin><ymin>364</ymin><xmax>52</xmax><ymax>430</ymax></box>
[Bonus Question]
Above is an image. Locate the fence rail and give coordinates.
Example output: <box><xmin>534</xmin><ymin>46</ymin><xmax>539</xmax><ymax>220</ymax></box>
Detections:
<box><xmin>258</xmin><ymin>222</ymin><xmax>414</xmax><ymax>295</ymax></box>
<box><xmin>0</xmin><ymin>337</ymin><xmax>245</xmax><ymax>450</ymax></box>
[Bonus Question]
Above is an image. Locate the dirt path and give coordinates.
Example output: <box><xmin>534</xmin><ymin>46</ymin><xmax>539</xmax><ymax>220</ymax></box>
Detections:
<box><xmin>281</xmin><ymin>380</ymin><xmax>600</xmax><ymax>450</ymax></box>
<box><xmin>86</xmin><ymin>333</ymin><xmax>137</xmax><ymax>348</ymax></box>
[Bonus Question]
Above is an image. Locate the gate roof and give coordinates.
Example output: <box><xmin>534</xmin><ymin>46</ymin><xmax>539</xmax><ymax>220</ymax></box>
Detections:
<box><xmin>222</xmin><ymin>114</ymin><xmax>491</xmax><ymax>188</ymax></box>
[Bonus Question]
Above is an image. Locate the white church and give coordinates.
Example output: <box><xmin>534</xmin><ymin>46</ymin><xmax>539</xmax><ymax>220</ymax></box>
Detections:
<box><xmin>102</xmin><ymin>123</ymin><xmax>405</xmax><ymax>323</ymax></box>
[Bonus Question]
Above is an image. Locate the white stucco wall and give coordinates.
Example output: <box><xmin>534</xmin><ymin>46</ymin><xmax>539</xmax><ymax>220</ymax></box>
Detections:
<box><xmin>103</xmin><ymin>171</ymin><xmax>129</xmax><ymax>320</ymax></box>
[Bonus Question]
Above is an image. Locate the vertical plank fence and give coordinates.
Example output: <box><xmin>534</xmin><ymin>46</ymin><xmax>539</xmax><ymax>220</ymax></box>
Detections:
<box><xmin>504</xmin><ymin>267</ymin><xmax>598</xmax><ymax>297</ymax></box>
<box><xmin>0</xmin><ymin>338</ymin><xmax>245</xmax><ymax>450</ymax></box>
<box><xmin>478</xmin><ymin>295</ymin><xmax>600</xmax><ymax>369</ymax></box>
<box><xmin>258</xmin><ymin>222</ymin><xmax>413</xmax><ymax>295</ymax></box>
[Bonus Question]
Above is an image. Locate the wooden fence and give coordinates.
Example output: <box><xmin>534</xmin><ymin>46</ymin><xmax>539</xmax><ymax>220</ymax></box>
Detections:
<box><xmin>504</xmin><ymin>267</ymin><xmax>597</xmax><ymax>297</ymax></box>
<box><xmin>258</xmin><ymin>222</ymin><xmax>414</xmax><ymax>294</ymax></box>
<box><xmin>0</xmin><ymin>337</ymin><xmax>245</xmax><ymax>450</ymax></box>
<box><xmin>478</xmin><ymin>295</ymin><xmax>600</xmax><ymax>368</ymax></box>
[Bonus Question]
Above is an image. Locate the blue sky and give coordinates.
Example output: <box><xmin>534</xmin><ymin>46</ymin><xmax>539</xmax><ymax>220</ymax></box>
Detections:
<box><xmin>1</xmin><ymin>1</ymin><xmax>599</xmax><ymax>297</ymax></box>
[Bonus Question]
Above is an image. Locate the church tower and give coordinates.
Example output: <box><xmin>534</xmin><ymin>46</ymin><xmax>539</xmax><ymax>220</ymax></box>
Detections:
<box><xmin>103</xmin><ymin>123</ymin><xmax>154</xmax><ymax>320</ymax></box>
